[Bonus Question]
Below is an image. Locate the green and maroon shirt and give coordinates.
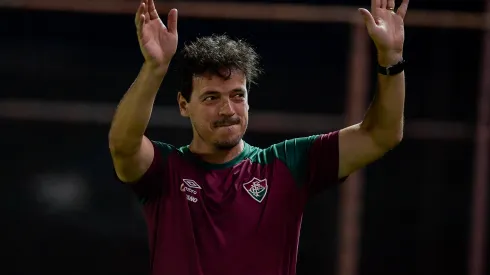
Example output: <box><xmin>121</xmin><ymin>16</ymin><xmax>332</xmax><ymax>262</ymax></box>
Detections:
<box><xmin>129</xmin><ymin>131</ymin><xmax>343</xmax><ymax>275</ymax></box>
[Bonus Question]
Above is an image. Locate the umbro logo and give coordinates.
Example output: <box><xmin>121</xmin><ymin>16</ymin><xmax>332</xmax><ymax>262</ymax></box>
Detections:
<box><xmin>183</xmin><ymin>179</ymin><xmax>201</xmax><ymax>189</ymax></box>
<box><xmin>181</xmin><ymin>179</ymin><xmax>201</xmax><ymax>203</ymax></box>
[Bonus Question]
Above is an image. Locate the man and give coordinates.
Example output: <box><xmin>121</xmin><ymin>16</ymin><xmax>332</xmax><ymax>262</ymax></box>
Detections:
<box><xmin>109</xmin><ymin>0</ymin><xmax>408</xmax><ymax>274</ymax></box>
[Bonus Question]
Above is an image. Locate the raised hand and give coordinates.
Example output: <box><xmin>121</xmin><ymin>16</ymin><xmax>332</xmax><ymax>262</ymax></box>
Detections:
<box><xmin>135</xmin><ymin>0</ymin><xmax>178</xmax><ymax>70</ymax></box>
<box><xmin>359</xmin><ymin>0</ymin><xmax>409</xmax><ymax>66</ymax></box>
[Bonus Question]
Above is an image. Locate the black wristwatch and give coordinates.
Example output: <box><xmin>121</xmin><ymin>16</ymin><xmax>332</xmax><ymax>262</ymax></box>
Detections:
<box><xmin>378</xmin><ymin>59</ymin><xmax>406</xmax><ymax>76</ymax></box>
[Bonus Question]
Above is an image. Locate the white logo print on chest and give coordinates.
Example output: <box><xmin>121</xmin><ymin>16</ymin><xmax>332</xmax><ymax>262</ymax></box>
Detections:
<box><xmin>181</xmin><ymin>179</ymin><xmax>201</xmax><ymax>203</ymax></box>
<box><xmin>243</xmin><ymin>178</ymin><xmax>268</xmax><ymax>203</ymax></box>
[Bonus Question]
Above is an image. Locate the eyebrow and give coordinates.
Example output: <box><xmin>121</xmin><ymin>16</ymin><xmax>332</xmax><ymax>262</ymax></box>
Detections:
<box><xmin>198</xmin><ymin>91</ymin><xmax>220</xmax><ymax>100</ymax></box>
<box><xmin>231</xmin><ymin>88</ymin><xmax>247</xmax><ymax>93</ymax></box>
<box><xmin>200</xmin><ymin>88</ymin><xmax>246</xmax><ymax>98</ymax></box>
<box><xmin>201</xmin><ymin>91</ymin><xmax>221</xmax><ymax>97</ymax></box>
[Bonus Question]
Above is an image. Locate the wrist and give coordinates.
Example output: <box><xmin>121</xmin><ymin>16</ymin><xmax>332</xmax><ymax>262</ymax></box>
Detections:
<box><xmin>142</xmin><ymin>61</ymin><xmax>170</xmax><ymax>78</ymax></box>
<box><xmin>377</xmin><ymin>51</ymin><xmax>403</xmax><ymax>67</ymax></box>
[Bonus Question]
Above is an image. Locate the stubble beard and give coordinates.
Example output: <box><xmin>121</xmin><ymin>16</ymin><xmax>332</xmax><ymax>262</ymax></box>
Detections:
<box><xmin>192</xmin><ymin>120</ymin><xmax>248</xmax><ymax>151</ymax></box>
<box><xmin>213</xmin><ymin>136</ymin><xmax>243</xmax><ymax>150</ymax></box>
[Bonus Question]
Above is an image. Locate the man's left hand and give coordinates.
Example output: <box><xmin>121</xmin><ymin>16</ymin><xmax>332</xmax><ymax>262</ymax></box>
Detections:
<box><xmin>359</xmin><ymin>0</ymin><xmax>409</xmax><ymax>66</ymax></box>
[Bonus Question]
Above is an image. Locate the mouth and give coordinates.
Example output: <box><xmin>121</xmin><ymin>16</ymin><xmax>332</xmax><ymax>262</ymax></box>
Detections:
<box><xmin>217</xmin><ymin>123</ymin><xmax>238</xmax><ymax>127</ymax></box>
<box><xmin>215</xmin><ymin>124</ymin><xmax>239</xmax><ymax>131</ymax></box>
<box><xmin>214</xmin><ymin>119</ymin><xmax>240</xmax><ymax>128</ymax></box>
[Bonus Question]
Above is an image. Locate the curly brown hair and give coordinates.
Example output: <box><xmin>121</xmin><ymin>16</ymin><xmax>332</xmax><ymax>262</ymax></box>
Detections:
<box><xmin>177</xmin><ymin>34</ymin><xmax>262</xmax><ymax>101</ymax></box>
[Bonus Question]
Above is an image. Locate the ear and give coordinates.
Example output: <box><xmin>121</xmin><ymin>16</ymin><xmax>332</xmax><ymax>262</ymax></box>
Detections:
<box><xmin>177</xmin><ymin>92</ymin><xmax>190</xmax><ymax>117</ymax></box>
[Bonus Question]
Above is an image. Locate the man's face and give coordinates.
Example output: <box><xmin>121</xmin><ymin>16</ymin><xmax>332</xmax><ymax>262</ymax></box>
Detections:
<box><xmin>178</xmin><ymin>70</ymin><xmax>249</xmax><ymax>150</ymax></box>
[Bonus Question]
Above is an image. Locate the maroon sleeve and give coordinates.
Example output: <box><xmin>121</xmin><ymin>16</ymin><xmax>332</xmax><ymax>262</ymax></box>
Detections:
<box><xmin>306</xmin><ymin>131</ymin><xmax>346</xmax><ymax>195</ymax></box>
<box><xmin>119</xmin><ymin>141</ymin><xmax>175</xmax><ymax>204</ymax></box>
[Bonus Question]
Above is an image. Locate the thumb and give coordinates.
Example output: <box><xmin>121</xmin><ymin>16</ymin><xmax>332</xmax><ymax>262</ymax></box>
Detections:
<box><xmin>358</xmin><ymin>8</ymin><xmax>376</xmax><ymax>30</ymax></box>
<box><xmin>167</xmin><ymin>8</ymin><xmax>178</xmax><ymax>35</ymax></box>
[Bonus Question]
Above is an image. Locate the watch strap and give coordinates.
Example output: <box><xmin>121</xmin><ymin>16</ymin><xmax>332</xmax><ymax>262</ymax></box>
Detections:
<box><xmin>378</xmin><ymin>59</ymin><xmax>405</xmax><ymax>76</ymax></box>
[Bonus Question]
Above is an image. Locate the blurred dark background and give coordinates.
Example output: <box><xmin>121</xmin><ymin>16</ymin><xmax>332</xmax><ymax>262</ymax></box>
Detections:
<box><xmin>1</xmin><ymin>0</ymin><xmax>488</xmax><ymax>275</ymax></box>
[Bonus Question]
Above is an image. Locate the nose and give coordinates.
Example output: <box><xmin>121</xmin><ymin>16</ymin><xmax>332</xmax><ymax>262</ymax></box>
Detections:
<box><xmin>218</xmin><ymin>99</ymin><xmax>235</xmax><ymax>117</ymax></box>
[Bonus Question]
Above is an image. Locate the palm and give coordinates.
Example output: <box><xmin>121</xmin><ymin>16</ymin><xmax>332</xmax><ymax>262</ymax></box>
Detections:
<box><xmin>370</xmin><ymin>8</ymin><xmax>404</xmax><ymax>52</ymax></box>
<box><xmin>360</xmin><ymin>0</ymin><xmax>409</xmax><ymax>54</ymax></box>
<box><xmin>140</xmin><ymin>20</ymin><xmax>177</xmax><ymax>65</ymax></box>
<box><xmin>135</xmin><ymin>0</ymin><xmax>178</xmax><ymax>67</ymax></box>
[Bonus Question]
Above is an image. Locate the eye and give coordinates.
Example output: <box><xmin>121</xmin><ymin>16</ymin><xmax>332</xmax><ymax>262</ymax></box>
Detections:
<box><xmin>203</xmin><ymin>96</ymin><xmax>217</xmax><ymax>101</ymax></box>
<box><xmin>233</xmin><ymin>93</ymin><xmax>245</xmax><ymax>99</ymax></box>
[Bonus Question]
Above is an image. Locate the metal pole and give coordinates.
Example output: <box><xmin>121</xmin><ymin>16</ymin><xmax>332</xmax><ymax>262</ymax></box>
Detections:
<box><xmin>0</xmin><ymin>100</ymin><xmax>473</xmax><ymax>139</ymax></box>
<box><xmin>468</xmin><ymin>2</ymin><xmax>490</xmax><ymax>275</ymax></box>
<box><xmin>337</xmin><ymin>21</ymin><xmax>370</xmax><ymax>275</ymax></box>
<box><xmin>2</xmin><ymin>0</ymin><xmax>489</xmax><ymax>29</ymax></box>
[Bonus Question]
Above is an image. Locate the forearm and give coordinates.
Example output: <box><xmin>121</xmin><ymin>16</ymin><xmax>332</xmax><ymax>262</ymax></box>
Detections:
<box><xmin>361</xmin><ymin>67</ymin><xmax>405</xmax><ymax>148</ymax></box>
<box><xmin>109</xmin><ymin>63</ymin><xmax>167</xmax><ymax>155</ymax></box>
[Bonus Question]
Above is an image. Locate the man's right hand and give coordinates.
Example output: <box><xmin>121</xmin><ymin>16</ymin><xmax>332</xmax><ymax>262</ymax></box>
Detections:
<box><xmin>110</xmin><ymin>0</ymin><xmax>176</xmax><ymax>183</ymax></box>
<box><xmin>136</xmin><ymin>0</ymin><xmax>178</xmax><ymax>72</ymax></box>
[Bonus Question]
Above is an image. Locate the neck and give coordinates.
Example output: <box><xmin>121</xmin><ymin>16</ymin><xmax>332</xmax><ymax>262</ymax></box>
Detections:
<box><xmin>188</xmin><ymin>139</ymin><xmax>244</xmax><ymax>164</ymax></box>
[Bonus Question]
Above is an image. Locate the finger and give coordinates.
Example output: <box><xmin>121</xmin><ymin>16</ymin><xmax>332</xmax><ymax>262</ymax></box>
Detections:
<box><xmin>139</xmin><ymin>14</ymin><xmax>145</xmax><ymax>33</ymax></box>
<box><xmin>359</xmin><ymin>8</ymin><xmax>377</xmax><ymax>31</ymax></box>
<box><xmin>372</xmin><ymin>0</ymin><xmax>381</xmax><ymax>10</ymax></box>
<box><xmin>381</xmin><ymin>0</ymin><xmax>387</xmax><ymax>9</ymax></box>
<box><xmin>387</xmin><ymin>0</ymin><xmax>395</xmax><ymax>10</ymax></box>
<box><xmin>135</xmin><ymin>2</ymin><xmax>145</xmax><ymax>26</ymax></box>
<box><xmin>136</xmin><ymin>14</ymin><xmax>145</xmax><ymax>40</ymax></box>
<box><xmin>148</xmin><ymin>0</ymin><xmax>160</xmax><ymax>20</ymax></box>
<box><xmin>167</xmin><ymin>9</ymin><xmax>178</xmax><ymax>35</ymax></box>
<box><xmin>143</xmin><ymin>0</ymin><xmax>150</xmax><ymax>23</ymax></box>
<box><xmin>397</xmin><ymin>0</ymin><xmax>409</xmax><ymax>19</ymax></box>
